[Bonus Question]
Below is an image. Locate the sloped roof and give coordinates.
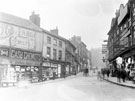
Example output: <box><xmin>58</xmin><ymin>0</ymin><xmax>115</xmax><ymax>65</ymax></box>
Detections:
<box><xmin>0</xmin><ymin>12</ymin><xmax>42</xmax><ymax>32</ymax></box>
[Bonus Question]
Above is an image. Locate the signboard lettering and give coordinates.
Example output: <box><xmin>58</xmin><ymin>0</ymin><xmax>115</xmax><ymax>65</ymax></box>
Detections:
<box><xmin>0</xmin><ymin>48</ymin><xmax>9</xmax><ymax>57</ymax></box>
<box><xmin>0</xmin><ymin>22</ymin><xmax>42</xmax><ymax>51</ymax></box>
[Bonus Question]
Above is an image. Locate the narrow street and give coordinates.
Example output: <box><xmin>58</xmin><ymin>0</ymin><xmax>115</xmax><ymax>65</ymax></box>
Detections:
<box><xmin>1</xmin><ymin>73</ymin><xmax>135</xmax><ymax>101</ymax></box>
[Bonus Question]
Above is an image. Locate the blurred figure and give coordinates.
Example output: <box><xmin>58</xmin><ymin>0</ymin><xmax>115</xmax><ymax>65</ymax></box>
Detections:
<box><xmin>97</xmin><ymin>71</ymin><xmax>102</xmax><ymax>81</ymax></box>
<box><xmin>86</xmin><ymin>68</ymin><xmax>89</xmax><ymax>77</ymax></box>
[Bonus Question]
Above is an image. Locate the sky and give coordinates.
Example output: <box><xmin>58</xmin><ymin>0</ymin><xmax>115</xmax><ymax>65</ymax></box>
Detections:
<box><xmin>0</xmin><ymin>0</ymin><xmax>128</xmax><ymax>50</ymax></box>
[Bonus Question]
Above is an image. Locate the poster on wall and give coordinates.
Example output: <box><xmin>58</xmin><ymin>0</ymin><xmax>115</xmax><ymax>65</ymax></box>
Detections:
<box><xmin>0</xmin><ymin>22</ymin><xmax>42</xmax><ymax>52</ymax></box>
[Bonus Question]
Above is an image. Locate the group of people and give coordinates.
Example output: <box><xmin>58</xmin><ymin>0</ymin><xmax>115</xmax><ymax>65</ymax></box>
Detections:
<box><xmin>96</xmin><ymin>63</ymin><xmax>135</xmax><ymax>83</ymax></box>
<box><xmin>114</xmin><ymin>63</ymin><xmax>135</xmax><ymax>83</ymax></box>
<box><xmin>97</xmin><ymin>68</ymin><xmax>110</xmax><ymax>81</ymax></box>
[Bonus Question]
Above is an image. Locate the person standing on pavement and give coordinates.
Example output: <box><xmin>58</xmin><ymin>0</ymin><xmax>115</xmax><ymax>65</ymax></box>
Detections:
<box><xmin>106</xmin><ymin>69</ymin><xmax>110</xmax><ymax>79</ymax></box>
<box><xmin>117</xmin><ymin>67</ymin><xmax>121</xmax><ymax>83</ymax></box>
<box><xmin>97</xmin><ymin>71</ymin><xmax>102</xmax><ymax>81</ymax></box>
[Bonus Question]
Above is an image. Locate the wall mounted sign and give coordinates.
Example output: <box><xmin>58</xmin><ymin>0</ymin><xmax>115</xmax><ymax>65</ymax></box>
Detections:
<box><xmin>0</xmin><ymin>22</ymin><xmax>42</xmax><ymax>52</ymax></box>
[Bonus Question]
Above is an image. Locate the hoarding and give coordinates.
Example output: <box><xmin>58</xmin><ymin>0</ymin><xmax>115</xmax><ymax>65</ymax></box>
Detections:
<box><xmin>0</xmin><ymin>22</ymin><xmax>42</xmax><ymax>52</ymax></box>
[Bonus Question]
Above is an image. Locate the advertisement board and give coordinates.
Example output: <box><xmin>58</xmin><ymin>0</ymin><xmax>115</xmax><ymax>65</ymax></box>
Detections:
<box><xmin>0</xmin><ymin>22</ymin><xmax>42</xmax><ymax>52</ymax></box>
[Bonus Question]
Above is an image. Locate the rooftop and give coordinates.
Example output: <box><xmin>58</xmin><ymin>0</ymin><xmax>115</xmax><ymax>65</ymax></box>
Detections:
<box><xmin>0</xmin><ymin>12</ymin><xmax>42</xmax><ymax>32</ymax></box>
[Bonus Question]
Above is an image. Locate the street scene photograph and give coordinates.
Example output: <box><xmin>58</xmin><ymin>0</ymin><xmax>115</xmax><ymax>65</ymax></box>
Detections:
<box><xmin>1</xmin><ymin>0</ymin><xmax>135</xmax><ymax>101</ymax></box>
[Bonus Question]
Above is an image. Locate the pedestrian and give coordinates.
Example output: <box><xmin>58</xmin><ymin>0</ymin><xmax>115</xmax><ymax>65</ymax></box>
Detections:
<box><xmin>101</xmin><ymin>68</ymin><xmax>105</xmax><ymax>79</ymax></box>
<box><xmin>106</xmin><ymin>69</ymin><xmax>110</xmax><ymax>79</ymax></box>
<box><xmin>97</xmin><ymin>71</ymin><xmax>102</xmax><ymax>81</ymax></box>
<box><xmin>121</xmin><ymin>68</ymin><xmax>126</xmax><ymax>82</ymax></box>
<box><xmin>63</xmin><ymin>71</ymin><xmax>66</xmax><ymax>79</ymax></box>
<box><xmin>83</xmin><ymin>68</ymin><xmax>86</xmax><ymax>77</ymax></box>
<box><xmin>86</xmin><ymin>68</ymin><xmax>89</xmax><ymax>77</ymax></box>
<box><xmin>117</xmin><ymin>68</ymin><xmax>121</xmax><ymax>83</ymax></box>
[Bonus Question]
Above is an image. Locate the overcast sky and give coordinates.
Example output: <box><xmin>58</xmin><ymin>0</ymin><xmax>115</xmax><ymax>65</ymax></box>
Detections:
<box><xmin>0</xmin><ymin>0</ymin><xmax>128</xmax><ymax>49</ymax></box>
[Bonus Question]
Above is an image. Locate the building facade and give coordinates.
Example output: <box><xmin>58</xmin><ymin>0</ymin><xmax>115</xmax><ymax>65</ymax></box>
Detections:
<box><xmin>41</xmin><ymin>28</ymin><xmax>67</xmax><ymax>79</ymax></box>
<box><xmin>65</xmin><ymin>40</ymin><xmax>76</xmax><ymax>75</ymax></box>
<box><xmin>70</xmin><ymin>36</ymin><xmax>88</xmax><ymax>71</ymax></box>
<box><xmin>107</xmin><ymin>0</ymin><xmax>135</xmax><ymax>74</ymax></box>
<box><xmin>0</xmin><ymin>12</ymin><xmax>43</xmax><ymax>84</ymax></box>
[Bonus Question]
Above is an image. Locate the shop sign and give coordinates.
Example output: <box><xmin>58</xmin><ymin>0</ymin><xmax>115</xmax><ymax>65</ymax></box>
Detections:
<box><xmin>10</xmin><ymin>49</ymin><xmax>41</xmax><ymax>61</ymax></box>
<box><xmin>0</xmin><ymin>48</ymin><xmax>9</xmax><ymax>57</ymax></box>
<box><xmin>10</xmin><ymin>49</ymin><xmax>23</xmax><ymax>59</ymax></box>
<box><xmin>43</xmin><ymin>62</ymin><xmax>50</xmax><ymax>67</ymax></box>
<box><xmin>50</xmin><ymin>63</ymin><xmax>57</xmax><ymax>68</ymax></box>
<box><xmin>11</xmin><ymin>59</ymin><xmax>41</xmax><ymax>66</ymax></box>
<box><xmin>58</xmin><ymin>64</ymin><xmax>61</xmax><ymax>74</ymax></box>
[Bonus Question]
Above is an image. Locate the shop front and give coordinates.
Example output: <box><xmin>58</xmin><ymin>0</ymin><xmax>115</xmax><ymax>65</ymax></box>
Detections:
<box><xmin>42</xmin><ymin>61</ymin><xmax>58</xmax><ymax>80</ymax></box>
<box><xmin>0</xmin><ymin>47</ymin><xmax>42</xmax><ymax>86</ymax></box>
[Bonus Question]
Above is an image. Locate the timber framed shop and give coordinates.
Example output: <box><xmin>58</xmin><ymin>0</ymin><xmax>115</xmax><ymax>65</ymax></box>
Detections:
<box><xmin>107</xmin><ymin>0</ymin><xmax>135</xmax><ymax>74</ymax></box>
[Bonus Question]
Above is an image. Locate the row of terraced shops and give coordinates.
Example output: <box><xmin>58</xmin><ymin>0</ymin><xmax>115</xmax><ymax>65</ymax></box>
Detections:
<box><xmin>0</xmin><ymin>12</ymin><xmax>78</xmax><ymax>86</ymax></box>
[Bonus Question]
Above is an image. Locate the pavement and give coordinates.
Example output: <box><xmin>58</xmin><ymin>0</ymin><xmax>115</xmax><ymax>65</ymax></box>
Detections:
<box><xmin>1</xmin><ymin>73</ymin><xmax>82</xmax><ymax>88</ymax></box>
<box><xmin>102</xmin><ymin>76</ymin><xmax>135</xmax><ymax>89</ymax></box>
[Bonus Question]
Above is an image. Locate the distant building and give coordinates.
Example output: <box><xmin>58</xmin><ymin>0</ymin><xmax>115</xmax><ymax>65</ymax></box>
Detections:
<box><xmin>65</xmin><ymin>40</ymin><xmax>76</xmax><ymax>75</ymax></box>
<box><xmin>70</xmin><ymin>35</ymin><xmax>88</xmax><ymax>71</ymax></box>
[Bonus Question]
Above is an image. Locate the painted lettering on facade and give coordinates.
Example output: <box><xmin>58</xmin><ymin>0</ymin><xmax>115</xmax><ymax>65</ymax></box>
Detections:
<box><xmin>10</xmin><ymin>49</ymin><xmax>41</xmax><ymax>61</ymax></box>
<box><xmin>0</xmin><ymin>22</ymin><xmax>42</xmax><ymax>51</ymax></box>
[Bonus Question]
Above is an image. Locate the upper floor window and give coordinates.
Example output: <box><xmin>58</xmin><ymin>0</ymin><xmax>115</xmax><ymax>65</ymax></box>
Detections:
<box><xmin>53</xmin><ymin>39</ymin><xmax>57</xmax><ymax>46</ymax></box>
<box><xmin>53</xmin><ymin>49</ymin><xmax>57</xmax><ymax>60</ymax></box>
<box><xmin>59</xmin><ymin>41</ymin><xmax>62</xmax><ymax>47</ymax></box>
<box><xmin>117</xmin><ymin>29</ymin><xmax>119</xmax><ymax>35</ymax></box>
<box><xmin>58</xmin><ymin>50</ymin><xmax>62</xmax><ymax>60</ymax></box>
<box><xmin>47</xmin><ymin>36</ymin><xmax>51</xmax><ymax>44</ymax></box>
<box><xmin>47</xmin><ymin>47</ymin><xmax>51</xmax><ymax>58</ymax></box>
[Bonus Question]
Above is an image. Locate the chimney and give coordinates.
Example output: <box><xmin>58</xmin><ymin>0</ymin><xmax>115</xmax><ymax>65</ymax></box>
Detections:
<box><xmin>50</xmin><ymin>27</ymin><xmax>59</xmax><ymax>35</ymax></box>
<box><xmin>29</xmin><ymin>11</ymin><xmax>40</xmax><ymax>27</ymax></box>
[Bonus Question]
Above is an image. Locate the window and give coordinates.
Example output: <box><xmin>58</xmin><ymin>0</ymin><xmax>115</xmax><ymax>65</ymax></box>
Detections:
<box><xmin>47</xmin><ymin>36</ymin><xmax>51</xmax><ymax>44</ymax></box>
<box><xmin>47</xmin><ymin>47</ymin><xmax>51</xmax><ymax>58</ymax></box>
<box><xmin>120</xmin><ymin>26</ymin><xmax>123</xmax><ymax>32</ymax></box>
<box><xmin>124</xmin><ymin>23</ymin><xmax>127</xmax><ymax>29</ymax></box>
<box><xmin>53</xmin><ymin>49</ymin><xmax>57</xmax><ymax>60</ymax></box>
<box><xmin>59</xmin><ymin>41</ymin><xmax>62</xmax><ymax>47</ymax></box>
<box><xmin>117</xmin><ymin>29</ymin><xmax>119</xmax><ymax>35</ymax></box>
<box><xmin>53</xmin><ymin>39</ymin><xmax>57</xmax><ymax>46</ymax></box>
<box><xmin>58</xmin><ymin>50</ymin><xmax>62</xmax><ymax>60</ymax></box>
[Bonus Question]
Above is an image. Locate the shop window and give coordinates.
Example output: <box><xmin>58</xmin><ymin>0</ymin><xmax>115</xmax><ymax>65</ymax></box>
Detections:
<box><xmin>117</xmin><ymin>29</ymin><xmax>119</xmax><ymax>35</ymax></box>
<box><xmin>129</xmin><ymin>19</ymin><xmax>131</xmax><ymax>27</ymax></box>
<box><xmin>120</xmin><ymin>26</ymin><xmax>123</xmax><ymax>33</ymax></box>
<box><xmin>124</xmin><ymin>23</ymin><xmax>127</xmax><ymax>29</ymax></box>
<box><xmin>133</xmin><ymin>8</ymin><xmax>135</xmax><ymax>16</ymax></box>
